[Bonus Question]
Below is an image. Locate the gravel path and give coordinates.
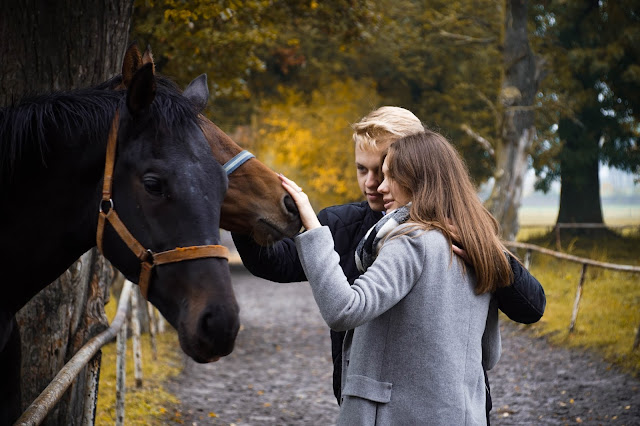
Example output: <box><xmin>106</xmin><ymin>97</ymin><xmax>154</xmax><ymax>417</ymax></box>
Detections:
<box><xmin>168</xmin><ymin>267</ymin><xmax>640</xmax><ymax>425</ymax></box>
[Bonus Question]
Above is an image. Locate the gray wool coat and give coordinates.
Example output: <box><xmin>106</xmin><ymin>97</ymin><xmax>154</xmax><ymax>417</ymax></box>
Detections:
<box><xmin>295</xmin><ymin>225</ymin><xmax>500</xmax><ymax>426</ymax></box>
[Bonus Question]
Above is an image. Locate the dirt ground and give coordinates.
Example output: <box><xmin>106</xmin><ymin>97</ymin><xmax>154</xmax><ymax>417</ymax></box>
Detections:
<box><xmin>167</xmin><ymin>267</ymin><xmax>640</xmax><ymax>425</ymax></box>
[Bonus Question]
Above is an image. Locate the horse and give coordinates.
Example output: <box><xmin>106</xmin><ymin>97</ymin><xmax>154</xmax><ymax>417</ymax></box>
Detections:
<box><xmin>115</xmin><ymin>43</ymin><xmax>302</xmax><ymax>245</ymax></box>
<box><xmin>0</xmin><ymin>47</ymin><xmax>240</xmax><ymax>423</ymax></box>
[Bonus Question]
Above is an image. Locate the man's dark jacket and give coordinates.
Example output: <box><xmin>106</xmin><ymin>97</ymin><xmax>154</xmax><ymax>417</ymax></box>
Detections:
<box><xmin>232</xmin><ymin>201</ymin><xmax>546</xmax><ymax>409</ymax></box>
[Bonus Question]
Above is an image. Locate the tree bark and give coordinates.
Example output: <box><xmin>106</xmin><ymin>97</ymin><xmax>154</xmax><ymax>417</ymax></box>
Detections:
<box><xmin>486</xmin><ymin>0</ymin><xmax>541</xmax><ymax>241</ymax></box>
<box><xmin>1</xmin><ymin>0</ymin><xmax>133</xmax><ymax>423</ymax></box>
<box><xmin>556</xmin><ymin>115</ymin><xmax>604</xmax><ymax>225</ymax></box>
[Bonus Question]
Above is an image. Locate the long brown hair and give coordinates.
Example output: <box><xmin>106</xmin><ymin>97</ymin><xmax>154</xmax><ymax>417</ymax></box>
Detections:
<box><xmin>385</xmin><ymin>131</ymin><xmax>512</xmax><ymax>294</ymax></box>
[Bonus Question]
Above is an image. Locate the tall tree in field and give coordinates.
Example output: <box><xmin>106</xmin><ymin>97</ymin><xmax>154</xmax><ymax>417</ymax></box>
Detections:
<box><xmin>0</xmin><ymin>1</ymin><xmax>133</xmax><ymax>424</ymax></box>
<box><xmin>531</xmin><ymin>1</ymin><xmax>640</xmax><ymax>227</ymax></box>
<box><xmin>485</xmin><ymin>0</ymin><xmax>544</xmax><ymax>240</ymax></box>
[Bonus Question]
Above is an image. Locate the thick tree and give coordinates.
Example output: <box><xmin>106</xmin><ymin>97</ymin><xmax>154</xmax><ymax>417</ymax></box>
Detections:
<box><xmin>531</xmin><ymin>1</ymin><xmax>640</xmax><ymax>226</ymax></box>
<box><xmin>485</xmin><ymin>0</ymin><xmax>544</xmax><ymax>240</ymax></box>
<box><xmin>0</xmin><ymin>0</ymin><xmax>133</xmax><ymax>423</ymax></box>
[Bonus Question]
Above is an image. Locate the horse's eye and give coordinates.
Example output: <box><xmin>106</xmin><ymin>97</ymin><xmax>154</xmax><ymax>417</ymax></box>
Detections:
<box><xmin>143</xmin><ymin>176</ymin><xmax>164</xmax><ymax>196</ymax></box>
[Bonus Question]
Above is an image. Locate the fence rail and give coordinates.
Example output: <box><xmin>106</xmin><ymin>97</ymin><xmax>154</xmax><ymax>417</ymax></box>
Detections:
<box><xmin>16</xmin><ymin>282</ymin><xmax>133</xmax><ymax>425</ymax></box>
<box><xmin>504</xmin><ymin>240</ymin><xmax>640</xmax><ymax>351</ymax></box>
<box><xmin>16</xmin><ymin>280</ymin><xmax>159</xmax><ymax>426</ymax></box>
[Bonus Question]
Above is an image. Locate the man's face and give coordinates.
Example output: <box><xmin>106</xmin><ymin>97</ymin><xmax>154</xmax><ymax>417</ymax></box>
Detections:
<box><xmin>355</xmin><ymin>145</ymin><xmax>385</xmax><ymax>212</ymax></box>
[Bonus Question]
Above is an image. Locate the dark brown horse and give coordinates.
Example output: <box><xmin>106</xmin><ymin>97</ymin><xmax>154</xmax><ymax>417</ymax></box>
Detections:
<box><xmin>0</xmin><ymin>47</ymin><xmax>240</xmax><ymax>423</ymax></box>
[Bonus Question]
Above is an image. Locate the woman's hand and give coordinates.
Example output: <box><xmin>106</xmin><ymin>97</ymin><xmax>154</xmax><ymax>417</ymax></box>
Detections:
<box><xmin>279</xmin><ymin>174</ymin><xmax>322</xmax><ymax>231</ymax></box>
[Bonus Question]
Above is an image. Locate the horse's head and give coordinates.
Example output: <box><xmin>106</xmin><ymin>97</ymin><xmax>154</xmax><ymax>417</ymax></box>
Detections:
<box><xmin>106</xmin><ymin>44</ymin><xmax>301</xmax><ymax>246</ymax></box>
<box><xmin>199</xmin><ymin>118</ymin><xmax>302</xmax><ymax>245</ymax></box>
<box><xmin>101</xmin><ymin>49</ymin><xmax>239</xmax><ymax>363</ymax></box>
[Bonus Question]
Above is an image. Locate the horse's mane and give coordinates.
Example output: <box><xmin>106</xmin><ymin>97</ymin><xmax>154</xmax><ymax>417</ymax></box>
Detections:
<box><xmin>0</xmin><ymin>75</ymin><xmax>201</xmax><ymax>184</ymax></box>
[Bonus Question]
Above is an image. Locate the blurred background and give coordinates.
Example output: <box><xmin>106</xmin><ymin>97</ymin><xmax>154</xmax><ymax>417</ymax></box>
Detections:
<box><xmin>131</xmin><ymin>0</ymin><xmax>639</xmax><ymax>235</ymax></box>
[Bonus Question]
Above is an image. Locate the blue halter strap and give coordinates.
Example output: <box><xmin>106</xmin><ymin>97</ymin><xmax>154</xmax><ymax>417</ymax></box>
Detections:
<box><xmin>223</xmin><ymin>150</ymin><xmax>255</xmax><ymax>175</ymax></box>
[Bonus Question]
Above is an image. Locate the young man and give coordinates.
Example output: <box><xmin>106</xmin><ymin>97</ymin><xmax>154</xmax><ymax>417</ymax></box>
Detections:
<box><xmin>232</xmin><ymin>106</ymin><xmax>546</xmax><ymax>420</ymax></box>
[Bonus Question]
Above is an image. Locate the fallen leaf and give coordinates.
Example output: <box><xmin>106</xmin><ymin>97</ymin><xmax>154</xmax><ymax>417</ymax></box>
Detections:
<box><xmin>208</xmin><ymin>412</ymin><xmax>217</xmax><ymax>418</ymax></box>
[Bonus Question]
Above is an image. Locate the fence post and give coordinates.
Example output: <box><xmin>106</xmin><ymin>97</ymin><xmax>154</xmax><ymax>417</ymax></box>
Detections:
<box><xmin>524</xmin><ymin>249</ymin><xmax>532</xmax><ymax>270</ymax></box>
<box><xmin>115</xmin><ymin>304</ymin><xmax>128</xmax><ymax>426</ymax></box>
<box><xmin>555</xmin><ymin>225</ymin><xmax>562</xmax><ymax>251</ymax></box>
<box><xmin>147</xmin><ymin>302</ymin><xmax>158</xmax><ymax>360</ymax></box>
<box><xmin>634</xmin><ymin>318</ymin><xmax>640</xmax><ymax>352</ymax></box>
<box><xmin>157</xmin><ymin>311</ymin><xmax>166</xmax><ymax>333</ymax></box>
<box><xmin>569</xmin><ymin>263</ymin><xmax>588</xmax><ymax>333</ymax></box>
<box><xmin>130</xmin><ymin>285</ymin><xmax>144</xmax><ymax>388</ymax></box>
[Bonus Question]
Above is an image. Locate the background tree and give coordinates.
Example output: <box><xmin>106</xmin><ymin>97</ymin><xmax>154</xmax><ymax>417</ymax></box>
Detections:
<box><xmin>531</xmin><ymin>1</ymin><xmax>640</xmax><ymax>228</ymax></box>
<box><xmin>0</xmin><ymin>0</ymin><xmax>133</xmax><ymax>423</ymax></box>
<box><xmin>485</xmin><ymin>0</ymin><xmax>545</xmax><ymax>240</ymax></box>
<box><xmin>131</xmin><ymin>0</ymin><xmax>374</xmax><ymax>129</ymax></box>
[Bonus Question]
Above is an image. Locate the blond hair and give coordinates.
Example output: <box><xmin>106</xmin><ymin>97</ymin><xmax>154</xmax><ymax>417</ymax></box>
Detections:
<box><xmin>386</xmin><ymin>131</ymin><xmax>513</xmax><ymax>294</ymax></box>
<box><xmin>352</xmin><ymin>106</ymin><xmax>424</xmax><ymax>152</ymax></box>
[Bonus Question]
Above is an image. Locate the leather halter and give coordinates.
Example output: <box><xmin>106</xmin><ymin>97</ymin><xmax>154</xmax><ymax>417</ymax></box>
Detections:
<box><xmin>96</xmin><ymin>110</ymin><xmax>229</xmax><ymax>300</ymax></box>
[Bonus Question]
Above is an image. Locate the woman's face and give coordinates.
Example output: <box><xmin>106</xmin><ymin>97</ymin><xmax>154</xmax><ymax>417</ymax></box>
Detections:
<box><xmin>377</xmin><ymin>157</ymin><xmax>412</xmax><ymax>213</ymax></box>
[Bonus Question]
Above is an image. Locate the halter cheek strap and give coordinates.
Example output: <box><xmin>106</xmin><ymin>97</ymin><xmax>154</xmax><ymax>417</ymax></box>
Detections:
<box><xmin>97</xmin><ymin>110</ymin><xmax>229</xmax><ymax>300</ymax></box>
<box><xmin>223</xmin><ymin>150</ymin><xmax>255</xmax><ymax>175</ymax></box>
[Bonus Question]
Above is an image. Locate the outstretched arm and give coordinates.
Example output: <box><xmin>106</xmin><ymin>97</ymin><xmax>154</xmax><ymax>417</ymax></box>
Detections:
<box><xmin>231</xmin><ymin>232</ymin><xmax>308</xmax><ymax>283</ymax></box>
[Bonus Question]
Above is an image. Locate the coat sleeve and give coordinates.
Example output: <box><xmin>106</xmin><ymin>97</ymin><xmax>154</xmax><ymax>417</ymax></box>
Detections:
<box><xmin>231</xmin><ymin>232</ymin><xmax>307</xmax><ymax>283</ymax></box>
<box><xmin>296</xmin><ymin>226</ymin><xmax>424</xmax><ymax>331</ymax></box>
<box><xmin>496</xmin><ymin>254</ymin><xmax>546</xmax><ymax>324</ymax></box>
<box><xmin>230</xmin><ymin>208</ymin><xmax>334</xmax><ymax>283</ymax></box>
<box><xmin>482</xmin><ymin>296</ymin><xmax>501</xmax><ymax>371</ymax></box>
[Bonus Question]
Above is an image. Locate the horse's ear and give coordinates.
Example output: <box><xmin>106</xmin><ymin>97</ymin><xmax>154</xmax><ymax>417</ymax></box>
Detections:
<box><xmin>127</xmin><ymin>63</ymin><xmax>156</xmax><ymax>115</ymax></box>
<box><xmin>122</xmin><ymin>42</ymin><xmax>143</xmax><ymax>89</ymax></box>
<box><xmin>183</xmin><ymin>74</ymin><xmax>209</xmax><ymax>112</ymax></box>
<box><xmin>141</xmin><ymin>44</ymin><xmax>155</xmax><ymax>73</ymax></box>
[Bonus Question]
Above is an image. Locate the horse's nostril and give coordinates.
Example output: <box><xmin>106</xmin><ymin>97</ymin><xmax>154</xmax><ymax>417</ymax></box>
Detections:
<box><xmin>283</xmin><ymin>194</ymin><xmax>299</xmax><ymax>217</ymax></box>
<box><xmin>198</xmin><ymin>305</ymin><xmax>240</xmax><ymax>349</ymax></box>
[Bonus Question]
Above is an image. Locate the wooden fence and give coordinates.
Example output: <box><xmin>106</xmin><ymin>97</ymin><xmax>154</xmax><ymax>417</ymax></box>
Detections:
<box><xmin>504</xmin><ymin>240</ymin><xmax>640</xmax><ymax>351</ymax></box>
<box><xmin>15</xmin><ymin>280</ymin><xmax>160</xmax><ymax>426</ymax></box>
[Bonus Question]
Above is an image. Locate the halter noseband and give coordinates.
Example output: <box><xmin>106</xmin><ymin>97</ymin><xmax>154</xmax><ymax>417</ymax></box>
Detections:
<box><xmin>223</xmin><ymin>150</ymin><xmax>255</xmax><ymax>175</ymax></box>
<box><xmin>96</xmin><ymin>110</ymin><xmax>229</xmax><ymax>300</ymax></box>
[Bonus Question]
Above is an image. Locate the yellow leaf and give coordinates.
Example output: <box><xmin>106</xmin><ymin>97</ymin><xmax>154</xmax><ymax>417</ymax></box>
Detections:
<box><xmin>208</xmin><ymin>412</ymin><xmax>218</xmax><ymax>418</ymax></box>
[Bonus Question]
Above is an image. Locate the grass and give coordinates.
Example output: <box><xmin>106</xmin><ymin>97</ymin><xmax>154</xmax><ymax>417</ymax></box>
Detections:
<box><xmin>95</xmin><ymin>297</ymin><xmax>183</xmax><ymax>425</ymax></box>
<box><xmin>512</xmin><ymin>225</ymin><xmax>640</xmax><ymax>378</ymax></box>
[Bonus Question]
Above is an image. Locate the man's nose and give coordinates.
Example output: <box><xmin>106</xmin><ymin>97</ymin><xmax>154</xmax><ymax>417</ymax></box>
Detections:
<box><xmin>366</xmin><ymin>173</ymin><xmax>378</xmax><ymax>187</ymax></box>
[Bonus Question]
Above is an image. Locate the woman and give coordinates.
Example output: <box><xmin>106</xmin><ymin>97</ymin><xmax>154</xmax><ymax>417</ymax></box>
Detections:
<box><xmin>281</xmin><ymin>130</ymin><xmax>511</xmax><ymax>425</ymax></box>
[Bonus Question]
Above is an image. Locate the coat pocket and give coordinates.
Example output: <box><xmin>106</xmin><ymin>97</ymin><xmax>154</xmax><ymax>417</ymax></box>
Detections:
<box><xmin>342</xmin><ymin>375</ymin><xmax>392</xmax><ymax>403</ymax></box>
<box><xmin>339</xmin><ymin>375</ymin><xmax>392</xmax><ymax>426</ymax></box>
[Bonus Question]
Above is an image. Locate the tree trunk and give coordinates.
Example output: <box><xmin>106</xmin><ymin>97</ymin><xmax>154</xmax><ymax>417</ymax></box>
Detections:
<box><xmin>1</xmin><ymin>0</ymin><xmax>134</xmax><ymax>423</ymax></box>
<box><xmin>486</xmin><ymin>0</ymin><xmax>541</xmax><ymax>241</ymax></box>
<box><xmin>556</xmin><ymin>116</ymin><xmax>604</xmax><ymax>225</ymax></box>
